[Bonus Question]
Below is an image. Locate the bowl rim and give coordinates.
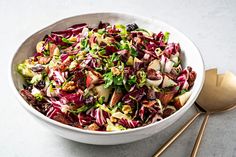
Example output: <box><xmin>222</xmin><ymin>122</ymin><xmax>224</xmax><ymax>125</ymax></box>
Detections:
<box><xmin>9</xmin><ymin>11</ymin><xmax>205</xmax><ymax>135</ymax></box>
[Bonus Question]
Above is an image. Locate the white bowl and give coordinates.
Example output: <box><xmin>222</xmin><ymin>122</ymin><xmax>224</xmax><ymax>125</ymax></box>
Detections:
<box><xmin>9</xmin><ymin>12</ymin><xmax>205</xmax><ymax>145</ymax></box>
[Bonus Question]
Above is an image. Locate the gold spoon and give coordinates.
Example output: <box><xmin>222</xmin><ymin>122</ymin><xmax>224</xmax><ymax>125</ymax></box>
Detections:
<box><xmin>153</xmin><ymin>69</ymin><xmax>236</xmax><ymax>157</ymax></box>
<box><xmin>191</xmin><ymin>69</ymin><xmax>236</xmax><ymax>157</ymax></box>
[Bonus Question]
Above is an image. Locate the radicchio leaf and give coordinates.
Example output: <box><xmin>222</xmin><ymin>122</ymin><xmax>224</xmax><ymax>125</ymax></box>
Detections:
<box><xmin>118</xmin><ymin>118</ymin><xmax>140</xmax><ymax>128</ymax></box>
<box><xmin>122</xmin><ymin>86</ymin><xmax>146</xmax><ymax>105</ymax></box>
<box><xmin>59</xmin><ymin>92</ymin><xmax>84</xmax><ymax>107</ymax></box>
<box><xmin>89</xmin><ymin>107</ymin><xmax>110</xmax><ymax>126</ymax></box>
<box><xmin>78</xmin><ymin>113</ymin><xmax>94</xmax><ymax>126</ymax></box>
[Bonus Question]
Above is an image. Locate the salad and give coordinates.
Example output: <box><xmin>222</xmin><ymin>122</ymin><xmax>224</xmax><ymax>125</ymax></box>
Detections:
<box><xmin>18</xmin><ymin>22</ymin><xmax>196</xmax><ymax>131</ymax></box>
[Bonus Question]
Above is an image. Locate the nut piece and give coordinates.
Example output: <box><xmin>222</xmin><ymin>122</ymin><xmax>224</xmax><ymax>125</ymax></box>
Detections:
<box><xmin>111</xmin><ymin>67</ymin><xmax>120</xmax><ymax>75</ymax></box>
<box><xmin>87</xmin><ymin>123</ymin><xmax>100</xmax><ymax>131</ymax></box>
<box><xmin>122</xmin><ymin>105</ymin><xmax>132</xmax><ymax>114</ymax></box>
<box><xmin>110</xmin><ymin>116</ymin><xmax>118</xmax><ymax>123</ymax></box>
<box><xmin>62</xmin><ymin>81</ymin><xmax>76</xmax><ymax>92</ymax></box>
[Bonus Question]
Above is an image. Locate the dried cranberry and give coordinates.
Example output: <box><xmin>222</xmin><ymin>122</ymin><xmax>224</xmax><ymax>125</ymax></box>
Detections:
<box><xmin>126</xmin><ymin>23</ymin><xmax>139</xmax><ymax>32</ymax></box>
<box><xmin>35</xmin><ymin>80</ymin><xmax>45</xmax><ymax>89</ymax></box>
<box><xmin>105</xmin><ymin>46</ymin><xmax>117</xmax><ymax>55</ymax></box>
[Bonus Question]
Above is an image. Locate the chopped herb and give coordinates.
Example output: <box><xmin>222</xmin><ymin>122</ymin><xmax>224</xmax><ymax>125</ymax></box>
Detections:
<box><xmin>98</xmin><ymin>96</ymin><xmax>105</xmax><ymax>104</ymax></box>
<box><xmin>70</xmin><ymin>105</ymin><xmax>92</xmax><ymax>114</ymax></box>
<box><xmin>130</xmin><ymin>47</ymin><xmax>138</xmax><ymax>57</ymax></box>
<box><xmin>180</xmin><ymin>89</ymin><xmax>188</xmax><ymax>95</ymax></box>
<box><xmin>98</xmin><ymin>49</ymin><xmax>106</xmax><ymax>56</ymax></box>
<box><xmin>62</xmin><ymin>37</ymin><xmax>73</xmax><ymax>44</ymax></box>
<box><xmin>43</xmin><ymin>50</ymin><xmax>50</xmax><ymax>56</ymax></box>
<box><xmin>120</xmin><ymin>41</ymin><xmax>130</xmax><ymax>50</ymax></box>
<box><xmin>95</xmin><ymin>66</ymin><xmax>103</xmax><ymax>71</ymax></box>
<box><xmin>175</xmin><ymin>86</ymin><xmax>180</xmax><ymax>91</ymax></box>
<box><xmin>103</xmin><ymin>71</ymin><xmax>113</xmax><ymax>88</ymax></box>
<box><xmin>164</xmin><ymin>32</ymin><xmax>170</xmax><ymax>43</ymax></box>
<box><xmin>80</xmin><ymin>38</ymin><xmax>88</xmax><ymax>49</ymax></box>
<box><xmin>127</xmin><ymin>75</ymin><xmax>137</xmax><ymax>85</ymax></box>
<box><xmin>113</xmin><ymin>75</ymin><xmax>123</xmax><ymax>86</ymax></box>
<box><xmin>34</xmin><ymin>93</ymin><xmax>43</xmax><ymax>101</ymax></box>
<box><xmin>116</xmin><ymin>102</ymin><xmax>123</xmax><ymax>110</ymax></box>
<box><xmin>97</xmin><ymin>28</ymin><xmax>105</xmax><ymax>35</ymax></box>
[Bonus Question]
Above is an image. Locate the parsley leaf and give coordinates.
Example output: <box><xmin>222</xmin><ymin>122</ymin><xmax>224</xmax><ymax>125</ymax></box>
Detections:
<box><xmin>113</xmin><ymin>75</ymin><xmax>123</xmax><ymax>86</ymax></box>
<box><xmin>80</xmin><ymin>38</ymin><xmax>88</xmax><ymax>50</ymax></box>
<box><xmin>116</xmin><ymin>102</ymin><xmax>123</xmax><ymax>110</ymax></box>
<box><xmin>131</xmin><ymin>47</ymin><xmax>138</xmax><ymax>57</ymax></box>
<box><xmin>119</xmin><ymin>40</ymin><xmax>130</xmax><ymax>51</ymax></box>
<box><xmin>103</xmin><ymin>71</ymin><xmax>113</xmax><ymax>88</ymax></box>
<box><xmin>62</xmin><ymin>37</ymin><xmax>73</xmax><ymax>45</ymax></box>
<box><xmin>127</xmin><ymin>75</ymin><xmax>137</xmax><ymax>85</ymax></box>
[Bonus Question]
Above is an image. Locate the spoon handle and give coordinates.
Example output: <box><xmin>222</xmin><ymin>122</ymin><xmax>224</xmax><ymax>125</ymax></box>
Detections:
<box><xmin>153</xmin><ymin>112</ymin><xmax>202</xmax><ymax>157</ymax></box>
<box><xmin>191</xmin><ymin>113</ymin><xmax>210</xmax><ymax>157</ymax></box>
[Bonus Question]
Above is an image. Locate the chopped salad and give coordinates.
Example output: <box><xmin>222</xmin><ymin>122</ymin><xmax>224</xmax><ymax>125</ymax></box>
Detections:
<box><xmin>18</xmin><ymin>22</ymin><xmax>196</xmax><ymax>131</ymax></box>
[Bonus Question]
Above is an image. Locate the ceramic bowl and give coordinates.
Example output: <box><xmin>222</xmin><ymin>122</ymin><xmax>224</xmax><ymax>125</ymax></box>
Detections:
<box><xmin>10</xmin><ymin>12</ymin><xmax>204</xmax><ymax>145</ymax></box>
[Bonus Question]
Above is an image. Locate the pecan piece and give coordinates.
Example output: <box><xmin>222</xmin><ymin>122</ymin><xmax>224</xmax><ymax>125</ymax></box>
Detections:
<box><xmin>87</xmin><ymin>123</ymin><xmax>100</xmax><ymax>131</ymax></box>
<box><xmin>62</xmin><ymin>81</ymin><xmax>76</xmax><ymax>92</ymax></box>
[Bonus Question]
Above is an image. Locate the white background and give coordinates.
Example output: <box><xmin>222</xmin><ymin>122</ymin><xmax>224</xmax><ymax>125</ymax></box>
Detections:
<box><xmin>0</xmin><ymin>0</ymin><xmax>236</xmax><ymax>157</ymax></box>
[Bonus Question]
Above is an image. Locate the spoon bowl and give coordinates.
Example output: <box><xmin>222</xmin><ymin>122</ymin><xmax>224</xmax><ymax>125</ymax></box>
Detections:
<box><xmin>191</xmin><ymin>69</ymin><xmax>236</xmax><ymax>157</ymax></box>
<box><xmin>197</xmin><ymin>69</ymin><xmax>236</xmax><ymax>113</ymax></box>
<box><xmin>153</xmin><ymin>69</ymin><xmax>236</xmax><ymax>157</ymax></box>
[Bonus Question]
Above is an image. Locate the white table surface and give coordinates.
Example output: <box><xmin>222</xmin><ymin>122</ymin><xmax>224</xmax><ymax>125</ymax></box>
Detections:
<box><xmin>1</xmin><ymin>0</ymin><xmax>236</xmax><ymax>157</ymax></box>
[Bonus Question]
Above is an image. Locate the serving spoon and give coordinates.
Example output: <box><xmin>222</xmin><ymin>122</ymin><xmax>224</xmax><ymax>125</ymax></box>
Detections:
<box><xmin>153</xmin><ymin>69</ymin><xmax>236</xmax><ymax>157</ymax></box>
<box><xmin>190</xmin><ymin>69</ymin><xmax>236</xmax><ymax>157</ymax></box>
